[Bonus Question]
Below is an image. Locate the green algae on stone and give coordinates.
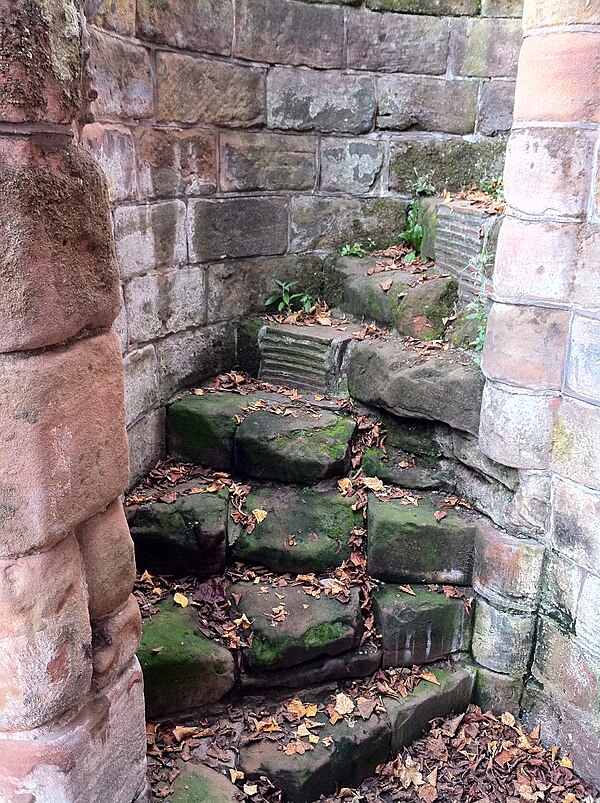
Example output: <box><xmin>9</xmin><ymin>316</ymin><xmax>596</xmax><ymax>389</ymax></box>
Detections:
<box><xmin>170</xmin><ymin>763</ymin><xmax>242</xmax><ymax>803</ymax></box>
<box><xmin>137</xmin><ymin>599</ymin><xmax>235</xmax><ymax>718</ymax></box>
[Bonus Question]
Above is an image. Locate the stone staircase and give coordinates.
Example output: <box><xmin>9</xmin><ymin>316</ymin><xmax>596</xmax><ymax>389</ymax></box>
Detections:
<box><xmin>129</xmin><ymin>197</ymin><xmax>547</xmax><ymax>801</ymax></box>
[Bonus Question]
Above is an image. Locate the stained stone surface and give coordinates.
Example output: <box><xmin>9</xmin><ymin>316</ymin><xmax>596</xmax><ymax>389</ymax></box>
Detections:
<box><xmin>170</xmin><ymin>763</ymin><xmax>243</xmax><ymax>803</ymax></box>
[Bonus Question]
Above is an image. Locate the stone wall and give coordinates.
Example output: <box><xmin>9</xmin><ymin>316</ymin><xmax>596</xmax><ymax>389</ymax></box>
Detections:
<box><xmin>81</xmin><ymin>0</ymin><xmax>523</xmax><ymax>482</ymax></box>
<box><xmin>480</xmin><ymin>0</ymin><xmax>600</xmax><ymax>785</ymax></box>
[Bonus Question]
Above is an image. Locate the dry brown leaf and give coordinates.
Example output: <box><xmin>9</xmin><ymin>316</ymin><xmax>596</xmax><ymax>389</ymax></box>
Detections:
<box><xmin>398</xmin><ymin>584</ymin><xmax>416</xmax><ymax>596</ymax></box>
<box><xmin>334</xmin><ymin>692</ymin><xmax>355</xmax><ymax>717</ymax></box>
<box><xmin>420</xmin><ymin>670</ymin><xmax>440</xmax><ymax>685</ymax></box>
<box><xmin>172</xmin><ymin>725</ymin><xmax>198</xmax><ymax>742</ymax></box>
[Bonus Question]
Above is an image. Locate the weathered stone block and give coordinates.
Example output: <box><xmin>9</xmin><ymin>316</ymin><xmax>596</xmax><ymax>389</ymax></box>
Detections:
<box><xmin>373</xmin><ymin>585</ymin><xmax>472</xmax><ymax>668</ymax></box>
<box><xmin>478</xmin><ymin>79</ymin><xmax>516</xmax><ymax>135</ymax></box>
<box><xmin>551</xmin><ymin>478</ymin><xmax>600</xmax><ymax>577</ymax></box>
<box><xmin>472</xmin><ymin>596</ymin><xmax>535</xmax><ymax>675</ymax></box>
<box><xmin>170</xmin><ymin>763</ymin><xmax>242</xmax><ymax>803</ymax></box>
<box><xmin>220</xmin><ymin>132</ymin><xmax>316</xmax><ymax>192</ymax></box>
<box><xmin>188</xmin><ymin>197</ymin><xmax>288</xmax><ymax>262</ymax></box>
<box><xmin>0</xmin><ymin>331</ymin><xmax>129</xmax><ymax>558</ymax></box>
<box><xmin>451</xmin><ymin>430</ymin><xmax>518</xmax><ymax>489</ymax></box>
<box><xmin>157</xmin><ymin>52</ymin><xmax>266</xmax><ymax>126</ymax></box>
<box><xmin>366</xmin><ymin>0</ymin><xmax>479</xmax><ymax>13</ymax></box>
<box><xmin>552</xmin><ymin>397</ymin><xmax>600</xmax><ymax>491</ymax></box>
<box><xmin>124</xmin><ymin>346</ymin><xmax>160</xmax><ymax>426</ymax></box>
<box><xmin>268</xmin><ymin>67</ymin><xmax>376</xmax><ymax>134</ymax></box>
<box><xmin>483</xmin><ymin>303</ymin><xmax>570</xmax><ymax>391</ymax></box>
<box><xmin>474</xmin><ymin>523</ymin><xmax>543</xmax><ymax>613</ymax></box>
<box><xmin>574</xmin><ymin>224</ymin><xmax>600</xmax><ymax>312</ymax></box>
<box><xmin>138</xmin><ymin>599</ymin><xmax>235</xmax><ymax>718</ymax></box>
<box><xmin>235</xmin><ymin>408</ymin><xmax>355</xmax><ymax>483</ymax></box>
<box><xmin>76</xmin><ymin>498</ymin><xmax>136</xmax><ymax>620</ymax></box>
<box><xmin>81</xmin><ymin>123</ymin><xmax>138</xmax><ymax>202</ymax></box>
<box><xmin>0</xmin><ymin>138</ymin><xmax>120</xmax><ymax>352</ymax></box>
<box><xmin>134</xmin><ymin>127</ymin><xmax>217</xmax><ymax>198</ymax></box>
<box><xmin>474</xmin><ymin>666</ymin><xmax>523</xmax><ymax>715</ymax></box>
<box><xmin>290</xmin><ymin>196</ymin><xmax>405</xmax><ymax>252</ymax></box>
<box><xmin>136</xmin><ymin>0</ymin><xmax>232</xmax><ymax>55</ymax></box>
<box><xmin>113</xmin><ymin>200</ymin><xmax>188</xmax><ymax>280</ymax></box>
<box><xmin>389</xmin><ymin>135</ymin><xmax>506</xmax><ymax>194</ymax></box>
<box><xmin>347</xmin><ymin>10</ymin><xmax>448</xmax><ymax>74</ymax></box>
<box><xmin>331</xmin><ymin>257</ymin><xmax>415</xmax><ymax>325</ymax></box>
<box><xmin>320</xmin><ymin>138</ymin><xmax>385</xmax><ymax>194</ymax></box>
<box><xmin>378</xmin><ymin>75</ymin><xmax>478</xmax><ymax>134</ymax></box>
<box><xmin>453</xmin><ymin>464</ymin><xmax>516</xmax><ymax>530</ymax></box>
<box><xmin>235</xmin><ymin>0</ymin><xmax>344</xmax><ymax>68</ymax></box>
<box><xmin>368</xmin><ymin>495</ymin><xmax>477</xmax><ymax>584</ymax></box>
<box><xmin>508</xmin><ymin>469</ymin><xmax>550</xmax><ymax>533</ymax></box>
<box><xmin>128</xmin><ymin>489</ymin><xmax>228</xmax><ymax>577</ymax></box>
<box><xmin>0</xmin><ymin>0</ymin><xmax>82</xmax><ymax>123</ymax></box>
<box><xmin>125</xmin><ymin>266</ymin><xmax>207</xmax><ymax>343</ymax></box>
<box><xmin>0</xmin><ymin>535</ymin><xmax>92</xmax><ymax>730</ymax></box>
<box><xmin>449</xmin><ymin>18</ymin><xmax>522</xmax><ymax>78</ymax></box>
<box><xmin>482</xmin><ymin>0</ymin><xmax>522</xmax><ymax>15</ymax></box>
<box><xmin>504</xmin><ymin>128</ymin><xmax>595</xmax><ymax>219</ymax></box>
<box><xmin>394</xmin><ymin>276</ymin><xmax>458</xmax><ymax>341</ymax></box>
<box><xmin>127</xmin><ymin>407</ymin><xmax>166</xmax><ymax>487</ymax></box>
<box><xmin>575</xmin><ymin>573</ymin><xmax>600</xmax><ymax>660</ymax></box>
<box><xmin>87</xmin><ymin>28</ymin><xmax>153</xmax><ymax>119</ymax></box>
<box><xmin>85</xmin><ymin>0</ymin><xmax>136</xmax><ymax>34</ymax></box>
<box><xmin>479</xmin><ymin>381</ymin><xmax>557</xmax><ymax>470</ymax></box>
<box><xmin>539</xmin><ymin>549</ymin><xmax>584</xmax><ymax>630</ymax></box>
<box><xmin>523</xmin><ymin>0</ymin><xmax>600</xmax><ymax>28</ymax></box>
<box><xmin>91</xmin><ymin>595</ymin><xmax>141</xmax><ymax>690</ymax></box>
<box><xmin>230</xmin><ymin>484</ymin><xmax>359</xmax><ymax>573</ymax></box>
<box><xmin>566</xmin><ymin>315</ymin><xmax>600</xmax><ymax>402</ymax></box>
<box><xmin>348</xmin><ymin>338</ymin><xmax>485</xmax><ymax>436</ymax></box>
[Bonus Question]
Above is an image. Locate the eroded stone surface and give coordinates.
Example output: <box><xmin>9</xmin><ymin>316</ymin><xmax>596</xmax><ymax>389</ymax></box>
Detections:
<box><xmin>394</xmin><ymin>277</ymin><xmax>458</xmax><ymax>341</ymax></box>
<box><xmin>170</xmin><ymin>763</ymin><xmax>243</xmax><ymax>803</ymax></box>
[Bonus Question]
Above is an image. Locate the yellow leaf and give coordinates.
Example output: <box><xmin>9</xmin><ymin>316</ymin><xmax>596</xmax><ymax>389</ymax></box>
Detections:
<box><xmin>243</xmin><ymin>783</ymin><xmax>258</xmax><ymax>796</ymax></box>
<box><xmin>334</xmin><ymin>692</ymin><xmax>355</xmax><ymax>717</ymax></box>
<box><xmin>253</xmin><ymin>508</ymin><xmax>268</xmax><ymax>524</ymax></box>
<box><xmin>420</xmin><ymin>670</ymin><xmax>440</xmax><ymax>685</ymax></box>
<box><xmin>173</xmin><ymin>592</ymin><xmax>189</xmax><ymax>608</ymax></box>
<box><xmin>192</xmin><ymin>388</ymin><xmax>204</xmax><ymax>396</ymax></box>
<box><xmin>559</xmin><ymin>756</ymin><xmax>574</xmax><ymax>769</ymax></box>
<box><xmin>139</xmin><ymin>570</ymin><xmax>153</xmax><ymax>583</ymax></box>
<box><xmin>305</xmin><ymin>703</ymin><xmax>318</xmax><ymax>717</ymax></box>
<box><xmin>338</xmin><ymin>477</ymin><xmax>353</xmax><ymax>495</ymax></box>
<box><xmin>286</xmin><ymin>699</ymin><xmax>306</xmax><ymax>718</ymax></box>
<box><xmin>308</xmin><ymin>733</ymin><xmax>320</xmax><ymax>744</ymax></box>
<box><xmin>172</xmin><ymin>725</ymin><xmax>197</xmax><ymax>742</ymax></box>
<box><xmin>229</xmin><ymin>769</ymin><xmax>245</xmax><ymax>783</ymax></box>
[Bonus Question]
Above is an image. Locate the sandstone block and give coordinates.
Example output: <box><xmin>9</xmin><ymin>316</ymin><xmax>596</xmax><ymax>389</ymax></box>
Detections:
<box><xmin>0</xmin><ymin>535</ymin><xmax>92</xmax><ymax>730</ymax></box>
<box><xmin>373</xmin><ymin>585</ymin><xmax>472</xmax><ymax>668</ymax></box>
<box><xmin>127</xmin><ymin>408</ymin><xmax>166</xmax><ymax>486</ymax></box>
<box><xmin>378</xmin><ymin>75</ymin><xmax>478</xmax><ymax>134</ymax></box>
<box><xmin>368</xmin><ymin>495</ymin><xmax>477</xmax><ymax>585</ymax></box>
<box><xmin>170</xmin><ymin>763</ymin><xmax>242</xmax><ymax>803</ymax></box>
<box><xmin>136</xmin><ymin>0</ymin><xmax>232</xmax><ymax>55</ymax></box>
<box><xmin>320</xmin><ymin>138</ymin><xmax>385</xmax><ymax>194</ymax></box>
<box><xmin>451</xmin><ymin>430</ymin><xmax>518</xmax><ymax>489</ymax></box>
<box><xmin>220</xmin><ymin>132</ymin><xmax>316</xmax><ymax>192</ymax></box>
<box><xmin>0</xmin><ymin>0</ymin><xmax>82</xmax><ymax>123</ymax></box>
<box><xmin>474</xmin><ymin>523</ymin><xmax>544</xmax><ymax>613</ymax></box>
<box><xmin>268</xmin><ymin>67</ymin><xmax>376</xmax><ymax>134</ymax></box>
<box><xmin>539</xmin><ymin>548</ymin><xmax>584</xmax><ymax>630</ymax></box>
<box><xmin>574</xmin><ymin>224</ymin><xmax>600</xmax><ymax>312</ymax></box>
<box><xmin>76</xmin><ymin>499</ymin><xmax>136</xmax><ymax>620</ymax></box>
<box><xmin>124</xmin><ymin>346</ymin><xmax>160</xmax><ymax>426</ymax></box>
<box><xmin>394</xmin><ymin>276</ymin><xmax>458</xmax><ymax>341</ymax></box>
<box><xmin>566</xmin><ymin>315</ymin><xmax>600</xmax><ymax>402</ymax></box>
<box><xmin>134</xmin><ymin>127</ymin><xmax>217</xmax><ymax>198</ymax></box>
<box><xmin>552</xmin><ymin>397</ymin><xmax>600</xmax><ymax>491</ymax></box>
<box><xmin>504</xmin><ymin>128</ymin><xmax>595</xmax><ymax>219</ymax></box>
<box><xmin>87</xmin><ymin>28</ymin><xmax>153</xmax><ymax>119</ymax></box>
<box><xmin>128</xmin><ymin>489</ymin><xmax>228</xmax><ymax>577</ymax></box>
<box><xmin>449</xmin><ymin>17</ymin><xmax>522</xmax><ymax>78</ymax></box>
<box><xmin>493</xmin><ymin>217</ymin><xmax>578</xmax><ymax>304</ymax></box>
<box><xmin>113</xmin><ymin>200</ymin><xmax>188</xmax><ymax>280</ymax></box>
<box><xmin>474</xmin><ymin>666</ymin><xmax>523</xmax><ymax>715</ymax></box>
<box><xmin>81</xmin><ymin>123</ymin><xmax>138</xmax><ymax>202</ymax></box>
<box><xmin>188</xmin><ymin>197</ymin><xmax>288</xmax><ymax>262</ymax></box>
<box><xmin>479</xmin><ymin>381</ymin><xmax>557</xmax><ymax>470</ymax></box>
<box><xmin>575</xmin><ymin>573</ymin><xmax>600</xmax><ymax>659</ymax></box>
<box><xmin>235</xmin><ymin>0</ymin><xmax>344</xmax><ymax>68</ymax></box>
<box><xmin>113</xmin><ymin>287</ymin><xmax>128</xmax><ymax>351</ymax></box>
<box><xmin>366</xmin><ymin>0</ymin><xmax>479</xmax><ymax>13</ymax></box>
<box><xmin>483</xmin><ymin>303</ymin><xmax>570</xmax><ymax>391</ymax></box>
<box><xmin>507</xmin><ymin>470</ymin><xmax>550</xmax><ymax>533</ymax></box>
<box><xmin>452</xmin><ymin>463</ymin><xmax>516</xmax><ymax>530</ymax></box>
<box><xmin>331</xmin><ymin>257</ymin><xmax>417</xmax><ymax>325</ymax></box>
<box><xmin>0</xmin><ymin>331</ymin><xmax>129</xmax><ymax>558</ymax></box>
<box><xmin>472</xmin><ymin>597</ymin><xmax>535</xmax><ymax>675</ymax></box>
<box><xmin>0</xmin><ymin>138</ymin><xmax>120</xmax><ymax>352</ymax></box>
<box><xmin>478</xmin><ymin>79</ymin><xmax>516</xmax><ymax>135</ymax></box>
<box><xmin>92</xmin><ymin>595</ymin><xmax>142</xmax><ymax>690</ymax></box>
<box><xmin>481</xmin><ymin>0</ymin><xmax>522</xmax><ymax>15</ymax></box>
<box><xmin>551</xmin><ymin>478</ymin><xmax>600</xmax><ymax>577</ymax></box>
<box><xmin>347</xmin><ymin>10</ymin><xmax>448</xmax><ymax>75</ymax></box>
<box><xmin>85</xmin><ymin>0</ymin><xmax>136</xmax><ymax>34</ymax></box>
<box><xmin>125</xmin><ymin>266</ymin><xmax>207</xmax><ymax>343</ymax></box>
<box><xmin>138</xmin><ymin>599</ymin><xmax>235</xmax><ymax>718</ymax></box>
<box><xmin>523</xmin><ymin>0</ymin><xmax>600</xmax><ymax>29</ymax></box>
<box><xmin>157</xmin><ymin>52</ymin><xmax>266</xmax><ymax>126</ymax></box>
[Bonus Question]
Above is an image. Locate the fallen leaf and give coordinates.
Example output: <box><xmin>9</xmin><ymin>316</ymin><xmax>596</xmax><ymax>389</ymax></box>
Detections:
<box><xmin>243</xmin><ymin>783</ymin><xmax>258</xmax><ymax>796</ymax></box>
<box><xmin>420</xmin><ymin>670</ymin><xmax>440</xmax><ymax>685</ymax></box>
<box><xmin>433</xmin><ymin>510</ymin><xmax>448</xmax><ymax>522</ymax></box>
<box><xmin>252</xmin><ymin>508</ymin><xmax>268</xmax><ymax>524</ymax></box>
<box><xmin>398</xmin><ymin>585</ymin><xmax>416</xmax><ymax>596</ymax></box>
<box><xmin>334</xmin><ymin>692</ymin><xmax>355</xmax><ymax>717</ymax></box>
<box><xmin>501</xmin><ymin>711</ymin><xmax>516</xmax><ymax>727</ymax></box>
<box><xmin>363</xmin><ymin>476</ymin><xmax>385</xmax><ymax>492</ymax></box>
<box><xmin>379</xmin><ymin>278</ymin><xmax>394</xmax><ymax>292</ymax></box>
<box><xmin>229</xmin><ymin>769</ymin><xmax>244</xmax><ymax>783</ymax></box>
<box><xmin>173</xmin><ymin>592</ymin><xmax>189</xmax><ymax>608</ymax></box>
<box><xmin>172</xmin><ymin>726</ymin><xmax>198</xmax><ymax>742</ymax></box>
<box><xmin>559</xmin><ymin>756</ymin><xmax>574</xmax><ymax>769</ymax></box>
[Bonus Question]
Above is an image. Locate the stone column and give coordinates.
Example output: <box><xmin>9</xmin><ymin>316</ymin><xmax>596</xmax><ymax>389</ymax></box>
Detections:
<box><xmin>0</xmin><ymin>1</ymin><xmax>147</xmax><ymax>800</ymax></box>
<box><xmin>479</xmin><ymin>0</ymin><xmax>600</xmax><ymax>786</ymax></box>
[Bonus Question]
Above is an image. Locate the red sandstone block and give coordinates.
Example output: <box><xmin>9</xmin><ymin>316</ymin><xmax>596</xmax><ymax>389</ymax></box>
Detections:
<box><xmin>0</xmin><ymin>136</ymin><xmax>120</xmax><ymax>352</ymax></box>
<box><xmin>85</xmin><ymin>0</ymin><xmax>136</xmax><ymax>35</ymax></box>
<box><xmin>482</xmin><ymin>302</ymin><xmax>570</xmax><ymax>391</ymax></box>
<box><xmin>0</xmin><ymin>331</ymin><xmax>129</xmax><ymax>559</ymax></box>
<box><xmin>514</xmin><ymin>33</ymin><xmax>600</xmax><ymax>124</ymax></box>
<box><xmin>92</xmin><ymin>595</ymin><xmax>142</xmax><ymax>690</ymax></box>
<box><xmin>80</xmin><ymin>123</ymin><xmax>138</xmax><ymax>202</ymax></box>
<box><xmin>449</xmin><ymin>17</ymin><xmax>522</xmax><ymax>78</ymax></box>
<box><xmin>524</xmin><ymin>0</ymin><xmax>600</xmax><ymax>28</ymax></box>
<box><xmin>552</xmin><ymin>397</ymin><xmax>600</xmax><ymax>491</ymax></box>
<box><xmin>0</xmin><ymin>535</ymin><xmax>92</xmax><ymax>730</ymax></box>
<box><xmin>0</xmin><ymin>0</ymin><xmax>81</xmax><ymax>123</ymax></box>
<box><xmin>76</xmin><ymin>499</ymin><xmax>136</xmax><ymax>620</ymax></box>
<box><xmin>137</xmin><ymin>0</ymin><xmax>233</xmax><ymax>55</ymax></box>
<box><xmin>494</xmin><ymin>217</ymin><xmax>578</xmax><ymax>304</ymax></box>
<box><xmin>0</xmin><ymin>659</ymin><xmax>147</xmax><ymax>802</ymax></box>
<box><xmin>504</xmin><ymin>128</ymin><xmax>595</xmax><ymax>218</ymax></box>
<box><xmin>479</xmin><ymin>381</ymin><xmax>558</xmax><ymax>470</ymax></box>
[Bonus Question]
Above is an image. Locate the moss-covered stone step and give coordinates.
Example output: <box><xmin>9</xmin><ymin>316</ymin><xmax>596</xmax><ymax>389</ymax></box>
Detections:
<box><xmin>228</xmin><ymin>483</ymin><xmax>360</xmax><ymax>573</ymax></box>
<box><xmin>170</xmin><ymin>763</ymin><xmax>242</xmax><ymax>803</ymax></box>
<box><xmin>228</xmin><ymin>581</ymin><xmax>363</xmax><ymax>672</ymax></box>
<box><xmin>394</xmin><ymin>276</ymin><xmax>458</xmax><ymax>341</ymax></box>
<box><xmin>367</xmin><ymin>494</ymin><xmax>477</xmax><ymax>585</ymax></box>
<box><xmin>348</xmin><ymin>337</ymin><xmax>485</xmax><ymax>436</ymax></box>
<box><xmin>373</xmin><ymin>585</ymin><xmax>473</xmax><ymax>668</ymax></box>
<box><xmin>235</xmin><ymin>408</ymin><xmax>355</xmax><ymax>483</ymax></box>
<box><xmin>138</xmin><ymin>599</ymin><xmax>235</xmax><ymax>719</ymax></box>
<box><xmin>127</xmin><ymin>488</ymin><xmax>228</xmax><ymax>578</ymax></box>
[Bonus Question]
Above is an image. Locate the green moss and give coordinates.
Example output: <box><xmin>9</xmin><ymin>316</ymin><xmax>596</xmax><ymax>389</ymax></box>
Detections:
<box><xmin>552</xmin><ymin>417</ymin><xmax>574</xmax><ymax>461</ymax></box>
<box><xmin>301</xmin><ymin>621</ymin><xmax>346</xmax><ymax>648</ymax></box>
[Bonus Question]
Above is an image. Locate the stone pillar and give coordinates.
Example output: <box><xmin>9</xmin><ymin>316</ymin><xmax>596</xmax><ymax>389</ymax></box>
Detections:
<box><xmin>0</xmin><ymin>2</ymin><xmax>147</xmax><ymax>800</ymax></box>
<box><xmin>480</xmin><ymin>0</ymin><xmax>600</xmax><ymax>787</ymax></box>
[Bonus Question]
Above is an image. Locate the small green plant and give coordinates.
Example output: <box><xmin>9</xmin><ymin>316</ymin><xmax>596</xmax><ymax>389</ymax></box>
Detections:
<box><xmin>400</xmin><ymin>200</ymin><xmax>423</xmax><ymax>256</ymax></box>
<box><xmin>465</xmin><ymin>300</ymin><xmax>488</xmax><ymax>364</ymax></box>
<box><xmin>339</xmin><ymin>237</ymin><xmax>376</xmax><ymax>257</ymax></box>
<box><xmin>408</xmin><ymin>168</ymin><xmax>437</xmax><ymax>197</ymax></box>
<box><xmin>265</xmin><ymin>280</ymin><xmax>316</xmax><ymax>315</ymax></box>
<box><xmin>479</xmin><ymin>175</ymin><xmax>504</xmax><ymax>200</ymax></box>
